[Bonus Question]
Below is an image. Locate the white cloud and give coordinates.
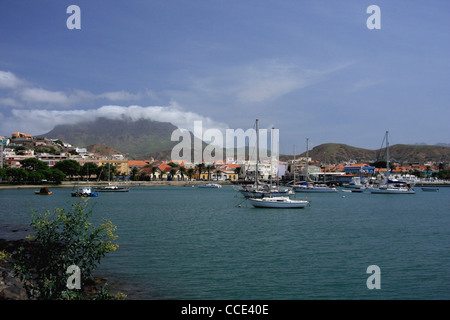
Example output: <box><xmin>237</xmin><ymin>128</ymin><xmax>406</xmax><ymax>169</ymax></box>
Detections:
<box><xmin>5</xmin><ymin>102</ymin><xmax>229</xmax><ymax>136</ymax></box>
<box><xmin>0</xmin><ymin>71</ymin><xmax>26</xmax><ymax>89</ymax></box>
<box><xmin>20</xmin><ymin>88</ymin><xmax>70</xmax><ymax>104</ymax></box>
<box><xmin>175</xmin><ymin>59</ymin><xmax>354</xmax><ymax>106</ymax></box>
<box><xmin>0</xmin><ymin>70</ymin><xmax>143</xmax><ymax>108</ymax></box>
<box><xmin>99</xmin><ymin>91</ymin><xmax>142</xmax><ymax>101</ymax></box>
<box><xmin>0</xmin><ymin>97</ymin><xmax>23</xmax><ymax>108</ymax></box>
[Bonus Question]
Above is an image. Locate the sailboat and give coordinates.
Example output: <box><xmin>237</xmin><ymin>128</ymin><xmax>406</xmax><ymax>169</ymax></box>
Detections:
<box><xmin>371</xmin><ymin>131</ymin><xmax>415</xmax><ymax>194</ymax></box>
<box><xmin>93</xmin><ymin>160</ymin><xmax>129</xmax><ymax>192</ymax></box>
<box><xmin>239</xmin><ymin>119</ymin><xmax>292</xmax><ymax>198</ymax></box>
<box><xmin>292</xmin><ymin>138</ymin><xmax>337</xmax><ymax>193</ymax></box>
<box><xmin>249</xmin><ymin>127</ymin><xmax>309</xmax><ymax>209</ymax></box>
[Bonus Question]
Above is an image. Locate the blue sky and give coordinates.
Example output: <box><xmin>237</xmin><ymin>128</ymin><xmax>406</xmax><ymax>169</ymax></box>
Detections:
<box><xmin>0</xmin><ymin>0</ymin><xmax>449</xmax><ymax>154</ymax></box>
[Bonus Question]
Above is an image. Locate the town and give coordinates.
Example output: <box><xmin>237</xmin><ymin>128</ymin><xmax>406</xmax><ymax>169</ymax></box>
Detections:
<box><xmin>1</xmin><ymin>131</ymin><xmax>449</xmax><ymax>186</ymax></box>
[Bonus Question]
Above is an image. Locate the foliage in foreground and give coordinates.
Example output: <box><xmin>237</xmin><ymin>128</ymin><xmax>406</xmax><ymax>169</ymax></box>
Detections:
<box><xmin>13</xmin><ymin>199</ymin><xmax>124</xmax><ymax>299</ymax></box>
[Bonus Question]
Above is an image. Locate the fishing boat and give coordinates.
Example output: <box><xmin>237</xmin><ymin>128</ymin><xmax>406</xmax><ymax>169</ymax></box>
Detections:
<box><xmin>198</xmin><ymin>183</ymin><xmax>222</xmax><ymax>188</ymax></box>
<box><xmin>371</xmin><ymin>131</ymin><xmax>415</xmax><ymax>194</ymax></box>
<box><xmin>71</xmin><ymin>186</ymin><xmax>99</xmax><ymax>197</ymax></box>
<box><xmin>249</xmin><ymin>196</ymin><xmax>309</xmax><ymax>208</ymax></box>
<box><xmin>35</xmin><ymin>187</ymin><xmax>52</xmax><ymax>195</ymax></box>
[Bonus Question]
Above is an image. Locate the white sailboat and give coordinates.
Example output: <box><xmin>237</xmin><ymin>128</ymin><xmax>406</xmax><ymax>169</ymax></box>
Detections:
<box><xmin>249</xmin><ymin>127</ymin><xmax>309</xmax><ymax>209</ymax></box>
<box><xmin>249</xmin><ymin>196</ymin><xmax>309</xmax><ymax>208</ymax></box>
<box><xmin>94</xmin><ymin>160</ymin><xmax>130</xmax><ymax>192</ymax></box>
<box><xmin>239</xmin><ymin>119</ymin><xmax>292</xmax><ymax>198</ymax></box>
<box><xmin>292</xmin><ymin>138</ymin><xmax>337</xmax><ymax>193</ymax></box>
<box><xmin>371</xmin><ymin>131</ymin><xmax>415</xmax><ymax>194</ymax></box>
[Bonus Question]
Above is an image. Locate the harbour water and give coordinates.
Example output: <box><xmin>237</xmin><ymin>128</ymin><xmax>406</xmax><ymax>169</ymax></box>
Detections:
<box><xmin>0</xmin><ymin>185</ymin><xmax>449</xmax><ymax>300</ymax></box>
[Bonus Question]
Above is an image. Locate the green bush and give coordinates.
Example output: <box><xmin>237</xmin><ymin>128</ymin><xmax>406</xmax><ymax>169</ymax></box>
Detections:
<box><xmin>14</xmin><ymin>199</ymin><xmax>121</xmax><ymax>299</ymax></box>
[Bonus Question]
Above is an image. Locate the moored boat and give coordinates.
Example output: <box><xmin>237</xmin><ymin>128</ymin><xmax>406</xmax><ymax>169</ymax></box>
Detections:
<box><xmin>248</xmin><ymin>196</ymin><xmax>310</xmax><ymax>208</ymax></box>
<box><xmin>293</xmin><ymin>183</ymin><xmax>338</xmax><ymax>193</ymax></box>
<box><xmin>93</xmin><ymin>184</ymin><xmax>129</xmax><ymax>192</ymax></box>
<box><xmin>421</xmin><ymin>187</ymin><xmax>439</xmax><ymax>192</ymax></box>
<box><xmin>35</xmin><ymin>187</ymin><xmax>52</xmax><ymax>195</ymax></box>
<box><xmin>371</xmin><ymin>131</ymin><xmax>415</xmax><ymax>195</ymax></box>
<box><xmin>71</xmin><ymin>187</ymin><xmax>99</xmax><ymax>197</ymax></box>
<box><xmin>198</xmin><ymin>183</ymin><xmax>222</xmax><ymax>188</ymax></box>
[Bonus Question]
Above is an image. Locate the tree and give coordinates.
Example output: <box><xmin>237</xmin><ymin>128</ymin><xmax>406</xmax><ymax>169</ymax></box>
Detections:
<box><xmin>97</xmin><ymin>164</ymin><xmax>117</xmax><ymax>181</ymax></box>
<box><xmin>169</xmin><ymin>168</ymin><xmax>177</xmax><ymax>181</ymax></box>
<box><xmin>167</xmin><ymin>162</ymin><xmax>179</xmax><ymax>167</ymax></box>
<box><xmin>206</xmin><ymin>164</ymin><xmax>215</xmax><ymax>181</ymax></box>
<box><xmin>20</xmin><ymin>158</ymin><xmax>49</xmax><ymax>172</ymax></box>
<box><xmin>54</xmin><ymin>160</ymin><xmax>81</xmax><ymax>179</ymax></box>
<box><xmin>179</xmin><ymin>166</ymin><xmax>187</xmax><ymax>181</ymax></box>
<box><xmin>215</xmin><ymin>169</ymin><xmax>222</xmax><ymax>181</ymax></box>
<box><xmin>6</xmin><ymin>168</ymin><xmax>28</xmax><ymax>184</ymax></box>
<box><xmin>14</xmin><ymin>200</ymin><xmax>120</xmax><ymax>300</ymax></box>
<box><xmin>130</xmin><ymin>167</ymin><xmax>139</xmax><ymax>181</ymax></box>
<box><xmin>49</xmin><ymin>168</ymin><xmax>66</xmax><ymax>184</ymax></box>
<box><xmin>196</xmin><ymin>163</ymin><xmax>205</xmax><ymax>180</ymax></box>
<box><xmin>80</xmin><ymin>162</ymin><xmax>99</xmax><ymax>181</ymax></box>
<box><xmin>187</xmin><ymin>168</ymin><xmax>194</xmax><ymax>181</ymax></box>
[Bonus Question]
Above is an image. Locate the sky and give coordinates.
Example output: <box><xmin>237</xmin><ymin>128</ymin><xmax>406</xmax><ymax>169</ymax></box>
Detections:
<box><xmin>0</xmin><ymin>0</ymin><xmax>449</xmax><ymax>154</ymax></box>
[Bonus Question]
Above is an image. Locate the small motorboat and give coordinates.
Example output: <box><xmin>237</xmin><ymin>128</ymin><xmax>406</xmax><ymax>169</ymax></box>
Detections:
<box><xmin>198</xmin><ymin>183</ymin><xmax>222</xmax><ymax>188</ymax></box>
<box><xmin>35</xmin><ymin>187</ymin><xmax>52</xmax><ymax>195</ymax></box>
<box><xmin>421</xmin><ymin>187</ymin><xmax>439</xmax><ymax>192</ymax></box>
<box><xmin>71</xmin><ymin>187</ymin><xmax>99</xmax><ymax>197</ymax></box>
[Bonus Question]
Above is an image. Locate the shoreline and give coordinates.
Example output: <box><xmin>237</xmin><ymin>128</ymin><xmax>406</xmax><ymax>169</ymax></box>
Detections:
<box><xmin>0</xmin><ymin>180</ymin><xmax>234</xmax><ymax>190</ymax></box>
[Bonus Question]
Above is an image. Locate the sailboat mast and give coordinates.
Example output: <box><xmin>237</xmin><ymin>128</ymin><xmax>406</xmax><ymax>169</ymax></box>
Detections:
<box><xmin>293</xmin><ymin>144</ymin><xmax>296</xmax><ymax>184</ymax></box>
<box><xmin>270</xmin><ymin>127</ymin><xmax>274</xmax><ymax>190</ymax></box>
<box><xmin>255</xmin><ymin>119</ymin><xmax>259</xmax><ymax>188</ymax></box>
<box><xmin>306</xmin><ymin>138</ymin><xmax>310</xmax><ymax>182</ymax></box>
<box><xmin>386</xmin><ymin>131</ymin><xmax>389</xmax><ymax>182</ymax></box>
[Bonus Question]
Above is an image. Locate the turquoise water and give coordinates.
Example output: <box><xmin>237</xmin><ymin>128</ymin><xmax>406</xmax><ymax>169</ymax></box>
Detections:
<box><xmin>0</xmin><ymin>185</ymin><xmax>449</xmax><ymax>299</ymax></box>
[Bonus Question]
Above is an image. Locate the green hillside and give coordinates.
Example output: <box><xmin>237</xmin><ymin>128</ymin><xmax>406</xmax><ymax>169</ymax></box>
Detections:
<box><xmin>40</xmin><ymin>118</ymin><xmax>178</xmax><ymax>160</ymax></box>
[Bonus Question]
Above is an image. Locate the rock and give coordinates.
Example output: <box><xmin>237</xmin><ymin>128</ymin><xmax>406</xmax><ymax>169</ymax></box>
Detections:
<box><xmin>0</xmin><ymin>264</ymin><xmax>28</xmax><ymax>300</ymax></box>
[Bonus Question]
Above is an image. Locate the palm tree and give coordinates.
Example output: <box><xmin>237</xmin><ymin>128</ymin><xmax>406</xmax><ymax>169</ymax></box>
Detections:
<box><xmin>206</xmin><ymin>164</ymin><xmax>215</xmax><ymax>181</ymax></box>
<box><xmin>234</xmin><ymin>166</ymin><xmax>242</xmax><ymax>179</ymax></box>
<box><xmin>196</xmin><ymin>163</ymin><xmax>205</xmax><ymax>180</ymax></box>
<box><xmin>179</xmin><ymin>166</ymin><xmax>187</xmax><ymax>181</ymax></box>
<box><xmin>187</xmin><ymin>168</ymin><xmax>195</xmax><ymax>181</ymax></box>
<box><xmin>215</xmin><ymin>169</ymin><xmax>222</xmax><ymax>181</ymax></box>
<box><xmin>169</xmin><ymin>168</ymin><xmax>177</xmax><ymax>181</ymax></box>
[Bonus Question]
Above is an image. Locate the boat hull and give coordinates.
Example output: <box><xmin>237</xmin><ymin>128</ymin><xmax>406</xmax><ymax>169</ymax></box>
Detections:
<box><xmin>94</xmin><ymin>187</ymin><xmax>129</xmax><ymax>192</ymax></box>
<box><xmin>71</xmin><ymin>192</ymin><xmax>99</xmax><ymax>197</ymax></box>
<box><xmin>421</xmin><ymin>187</ymin><xmax>439</xmax><ymax>192</ymax></box>
<box><xmin>293</xmin><ymin>187</ymin><xmax>337</xmax><ymax>193</ymax></box>
<box><xmin>249</xmin><ymin>197</ymin><xmax>309</xmax><ymax>208</ymax></box>
<box><xmin>371</xmin><ymin>189</ymin><xmax>415</xmax><ymax>194</ymax></box>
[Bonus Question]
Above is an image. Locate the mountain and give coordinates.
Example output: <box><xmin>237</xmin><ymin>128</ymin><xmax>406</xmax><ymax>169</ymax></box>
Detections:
<box><xmin>280</xmin><ymin>143</ymin><xmax>450</xmax><ymax>164</ymax></box>
<box><xmin>40</xmin><ymin>118</ymin><xmax>179</xmax><ymax>159</ymax></box>
<box><xmin>40</xmin><ymin>118</ymin><xmax>450</xmax><ymax>163</ymax></box>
